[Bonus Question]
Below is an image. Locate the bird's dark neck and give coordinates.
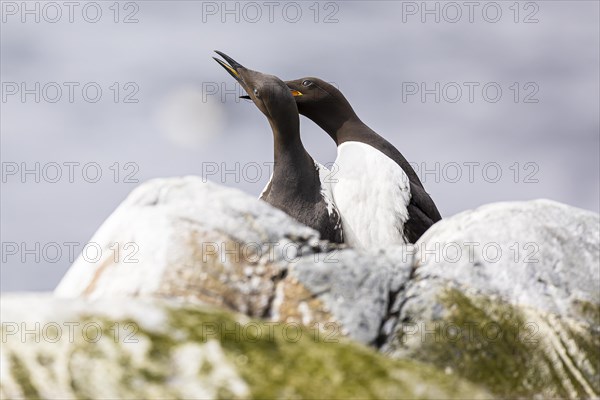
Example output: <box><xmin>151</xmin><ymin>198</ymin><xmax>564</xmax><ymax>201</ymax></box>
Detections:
<box><xmin>306</xmin><ymin>100</ymin><xmax>369</xmax><ymax>145</ymax></box>
<box><xmin>269</xmin><ymin>119</ymin><xmax>316</xmax><ymax>189</ymax></box>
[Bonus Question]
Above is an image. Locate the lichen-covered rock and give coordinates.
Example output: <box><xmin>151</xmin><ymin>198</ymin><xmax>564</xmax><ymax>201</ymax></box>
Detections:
<box><xmin>51</xmin><ymin>178</ymin><xmax>600</xmax><ymax>398</ymax></box>
<box><xmin>387</xmin><ymin>286</ymin><xmax>600</xmax><ymax>399</ymax></box>
<box><xmin>54</xmin><ymin>176</ymin><xmax>320</xmax><ymax>318</ymax></box>
<box><xmin>53</xmin><ymin>177</ymin><xmax>414</xmax><ymax>346</ymax></box>
<box><xmin>412</xmin><ymin>199</ymin><xmax>599</xmax><ymax>325</ymax></box>
<box><xmin>0</xmin><ymin>295</ymin><xmax>490</xmax><ymax>400</ymax></box>
<box><xmin>383</xmin><ymin>200</ymin><xmax>600</xmax><ymax>398</ymax></box>
<box><xmin>283</xmin><ymin>247</ymin><xmax>413</xmax><ymax>346</ymax></box>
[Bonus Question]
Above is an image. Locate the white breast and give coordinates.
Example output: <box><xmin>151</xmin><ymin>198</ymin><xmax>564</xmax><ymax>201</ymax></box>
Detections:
<box><xmin>259</xmin><ymin>173</ymin><xmax>272</xmax><ymax>199</ymax></box>
<box><xmin>316</xmin><ymin>162</ymin><xmax>338</xmax><ymax>218</ymax></box>
<box><xmin>332</xmin><ymin>141</ymin><xmax>411</xmax><ymax>249</ymax></box>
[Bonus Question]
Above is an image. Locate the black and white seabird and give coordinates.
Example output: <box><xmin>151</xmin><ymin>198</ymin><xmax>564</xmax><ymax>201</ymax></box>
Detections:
<box><xmin>284</xmin><ymin>77</ymin><xmax>442</xmax><ymax>247</ymax></box>
<box><xmin>213</xmin><ymin>53</ymin><xmax>343</xmax><ymax>243</ymax></box>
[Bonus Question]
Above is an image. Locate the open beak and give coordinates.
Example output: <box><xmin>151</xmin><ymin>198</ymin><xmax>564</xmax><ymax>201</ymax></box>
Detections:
<box><xmin>239</xmin><ymin>89</ymin><xmax>302</xmax><ymax>100</ymax></box>
<box><xmin>239</xmin><ymin>88</ymin><xmax>301</xmax><ymax>101</ymax></box>
<box><xmin>213</xmin><ymin>50</ymin><xmax>244</xmax><ymax>83</ymax></box>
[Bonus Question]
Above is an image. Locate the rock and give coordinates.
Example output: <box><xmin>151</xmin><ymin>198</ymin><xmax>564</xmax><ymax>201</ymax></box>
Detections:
<box><xmin>54</xmin><ymin>176</ymin><xmax>320</xmax><ymax>317</ymax></box>
<box><xmin>0</xmin><ymin>294</ymin><xmax>490</xmax><ymax>400</ymax></box>
<box><xmin>50</xmin><ymin>177</ymin><xmax>600</xmax><ymax>398</ymax></box>
<box><xmin>281</xmin><ymin>247</ymin><xmax>413</xmax><ymax>346</ymax></box>
<box><xmin>413</xmin><ymin>199</ymin><xmax>599</xmax><ymax>324</ymax></box>
<box><xmin>54</xmin><ymin>176</ymin><xmax>411</xmax><ymax>346</ymax></box>
<box><xmin>383</xmin><ymin>200</ymin><xmax>600</xmax><ymax>398</ymax></box>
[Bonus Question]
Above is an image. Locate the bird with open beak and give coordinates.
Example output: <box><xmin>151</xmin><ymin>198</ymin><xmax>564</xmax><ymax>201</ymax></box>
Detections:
<box><xmin>213</xmin><ymin>51</ymin><xmax>343</xmax><ymax>244</ymax></box>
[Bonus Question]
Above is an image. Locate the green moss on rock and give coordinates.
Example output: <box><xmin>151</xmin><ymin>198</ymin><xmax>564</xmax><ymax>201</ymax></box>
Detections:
<box><xmin>9</xmin><ymin>353</ymin><xmax>40</xmax><ymax>399</ymax></box>
<box><xmin>573</xmin><ymin>299</ymin><xmax>600</xmax><ymax>327</ymax></box>
<box><xmin>2</xmin><ymin>301</ymin><xmax>490</xmax><ymax>399</ymax></box>
<box><xmin>167</xmin><ymin>305</ymin><xmax>489</xmax><ymax>399</ymax></box>
<box><xmin>397</xmin><ymin>288</ymin><xmax>599</xmax><ymax>399</ymax></box>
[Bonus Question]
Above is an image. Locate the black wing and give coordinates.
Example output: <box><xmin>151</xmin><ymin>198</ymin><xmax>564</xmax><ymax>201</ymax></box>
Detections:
<box><xmin>403</xmin><ymin>181</ymin><xmax>442</xmax><ymax>243</ymax></box>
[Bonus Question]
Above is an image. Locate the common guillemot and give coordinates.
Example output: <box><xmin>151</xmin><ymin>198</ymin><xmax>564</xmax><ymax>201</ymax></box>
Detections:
<box><xmin>213</xmin><ymin>53</ymin><xmax>343</xmax><ymax>243</ymax></box>
<box><xmin>284</xmin><ymin>77</ymin><xmax>441</xmax><ymax>247</ymax></box>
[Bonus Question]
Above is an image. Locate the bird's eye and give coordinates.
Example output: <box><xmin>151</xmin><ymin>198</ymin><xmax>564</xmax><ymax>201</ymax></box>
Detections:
<box><xmin>253</xmin><ymin>88</ymin><xmax>260</xmax><ymax>97</ymax></box>
<box><xmin>302</xmin><ymin>80</ymin><xmax>312</xmax><ymax>87</ymax></box>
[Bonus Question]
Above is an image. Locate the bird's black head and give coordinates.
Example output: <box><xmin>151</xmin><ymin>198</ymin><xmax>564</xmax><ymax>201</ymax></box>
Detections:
<box><xmin>285</xmin><ymin>77</ymin><xmax>359</xmax><ymax>142</ymax></box>
<box><xmin>284</xmin><ymin>77</ymin><xmax>341</xmax><ymax>111</ymax></box>
<box><xmin>213</xmin><ymin>51</ymin><xmax>298</xmax><ymax>135</ymax></box>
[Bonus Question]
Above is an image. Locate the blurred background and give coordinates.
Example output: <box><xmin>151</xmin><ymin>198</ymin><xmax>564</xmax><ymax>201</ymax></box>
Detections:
<box><xmin>1</xmin><ymin>1</ymin><xmax>599</xmax><ymax>291</ymax></box>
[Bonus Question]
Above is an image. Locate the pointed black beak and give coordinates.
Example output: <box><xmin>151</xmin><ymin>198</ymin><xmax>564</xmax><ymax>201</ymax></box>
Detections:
<box><xmin>213</xmin><ymin>50</ymin><xmax>245</xmax><ymax>83</ymax></box>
